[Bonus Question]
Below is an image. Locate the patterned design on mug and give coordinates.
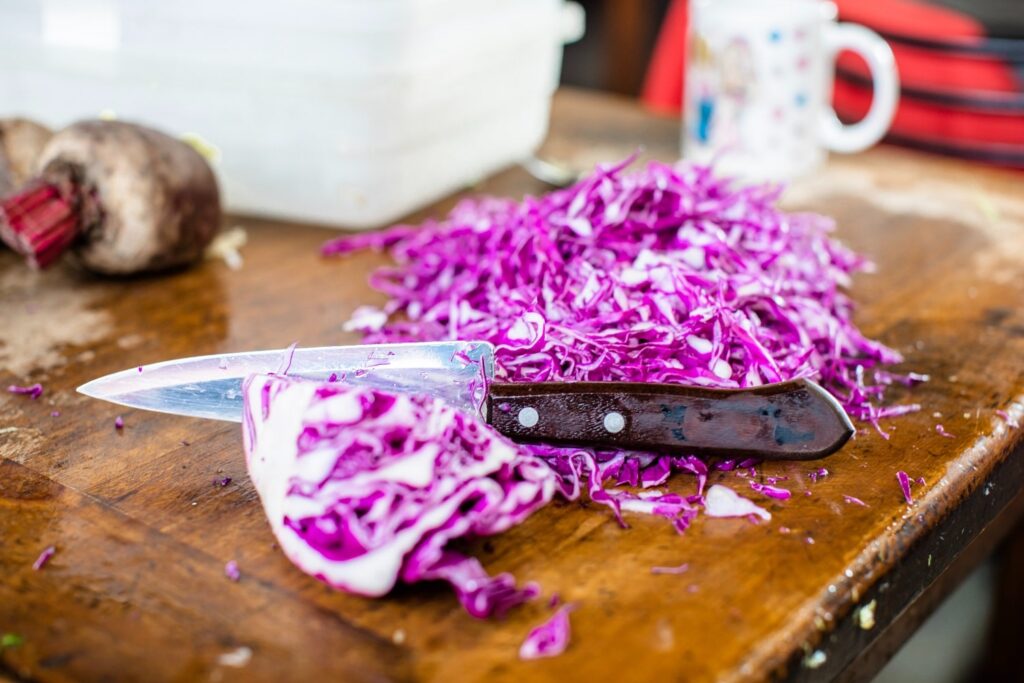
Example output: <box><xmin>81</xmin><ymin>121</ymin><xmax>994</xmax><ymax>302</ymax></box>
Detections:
<box><xmin>687</xmin><ymin>33</ymin><xmax>757</xmax><ymax>152</ymax></box>
<box><xmin>683</xmin><ymin>0</ymin><xmax>898</xmax><ymax>181</ymax></box>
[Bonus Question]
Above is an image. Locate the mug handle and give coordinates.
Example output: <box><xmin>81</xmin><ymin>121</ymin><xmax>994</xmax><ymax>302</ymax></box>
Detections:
<box><xmin>820</xmin><ymin>23</ymin><xmax>899</xmax><ymax>154</ymax></box>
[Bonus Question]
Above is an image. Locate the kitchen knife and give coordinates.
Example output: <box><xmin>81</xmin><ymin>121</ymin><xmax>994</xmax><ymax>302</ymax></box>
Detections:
<box><xmin>78</xmin><ymin>341</ymin><xmax>854</xmax><ymax>460</ymax></box>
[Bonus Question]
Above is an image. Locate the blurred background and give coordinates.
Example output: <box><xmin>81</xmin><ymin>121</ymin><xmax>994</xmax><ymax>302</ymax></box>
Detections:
<box><xmin>565</xmin><ymin>0</ymin><xmax>1024</xmax><ymax>169</ymax></box>
<box><xmin>4</xmin><ymin>0</ymin><xmax>1020</xmax><ymax>232</ymax></box>
<box><xmin>561</xmin><ymin>0</ymin><xmax>672</xmax><ymax>95</ymax></box>
<box><xmin>566</xmin><ymin>1</ymin><xmax>1024</xmax><ymax>92</ymax></box>
<box><xmin>1</xmin><ymin>0</ymin><xmax>587</xmax><ymax>228</ymax></box>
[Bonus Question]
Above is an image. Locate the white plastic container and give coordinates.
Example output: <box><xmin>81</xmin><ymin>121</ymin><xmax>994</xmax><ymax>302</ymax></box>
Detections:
<box><xmin>0</xmin><ymin>0</ymin><xmax>584</xmax><ymax>227</ymax></box>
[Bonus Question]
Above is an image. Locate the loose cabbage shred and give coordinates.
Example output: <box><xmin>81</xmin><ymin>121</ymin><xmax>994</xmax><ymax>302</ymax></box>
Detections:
<box><xmin>7</xmin><ymin>383</ymin><xmax>43</xmax><ymax>399</ymax></box>
<box><xmin>519</xmin><ymin>606</ymin><xmax>573</xmax><ymax>660</ymax></box>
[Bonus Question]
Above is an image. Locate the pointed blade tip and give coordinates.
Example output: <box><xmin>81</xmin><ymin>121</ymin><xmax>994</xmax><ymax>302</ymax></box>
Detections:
<box><xmin>76</xmin><ymin>379</ymin><xmax>102</xmax><ymax>398</ymax></box>
<box><xmin>77</xmin><ymin>372</ymin><xmax>126</xmax><ymax>400</ymax></box>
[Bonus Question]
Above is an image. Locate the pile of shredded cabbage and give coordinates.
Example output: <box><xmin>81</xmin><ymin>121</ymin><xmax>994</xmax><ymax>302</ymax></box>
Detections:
<box><xmin>323</xmin><ymin>159</ymin><xmax>921</xmax><ymax>527</ymax></box>
<box><xmin>242</xmin><ymin>373</ymin><xmax>556</xmax><ymax>617</ymax></box>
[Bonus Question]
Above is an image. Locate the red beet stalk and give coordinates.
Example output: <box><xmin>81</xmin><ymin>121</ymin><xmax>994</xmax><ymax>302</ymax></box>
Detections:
<box><xmin>0</xmin><ymin>180</ymin><xmax>81</xmax><ymax>269</ymax></box>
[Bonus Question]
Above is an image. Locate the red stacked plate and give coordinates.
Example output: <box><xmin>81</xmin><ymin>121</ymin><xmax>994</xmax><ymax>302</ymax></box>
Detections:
<box><xmin>833</xmin><ymin>0</ymin><xmax>1024</xmax><ymax>168</ymax></box>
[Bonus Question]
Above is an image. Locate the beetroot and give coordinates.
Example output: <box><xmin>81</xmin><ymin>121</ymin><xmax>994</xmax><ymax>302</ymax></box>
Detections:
<box><xmin>0</xmin><ymin>118</ymin><xmax>52</xmax><ymax>198</ymax></box>
<box><xmin>0</xmin><ymin>120</ymin><xmax>220</xmax><ymax>274</ymax></box>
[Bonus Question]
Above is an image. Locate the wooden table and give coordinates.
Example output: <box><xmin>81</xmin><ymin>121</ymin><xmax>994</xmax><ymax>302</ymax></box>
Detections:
<box><xmin>2</xmin><ymin>88</ymin><xmax>1023</xmax><ymax>683</ymax></box>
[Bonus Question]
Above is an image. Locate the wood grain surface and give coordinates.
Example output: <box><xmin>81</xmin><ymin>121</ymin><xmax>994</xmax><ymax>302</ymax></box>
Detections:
<box><xmin>2</xmin><ymin>89</ymin><xmax>1023</xmax><ymax>683</ymax></box>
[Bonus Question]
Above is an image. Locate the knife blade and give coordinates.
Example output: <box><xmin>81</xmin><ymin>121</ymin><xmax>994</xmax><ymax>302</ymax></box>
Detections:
<box><xmin>79</xmin><ymin>341</ymin><xmax>854</xmax><ymax>460</ymax></box>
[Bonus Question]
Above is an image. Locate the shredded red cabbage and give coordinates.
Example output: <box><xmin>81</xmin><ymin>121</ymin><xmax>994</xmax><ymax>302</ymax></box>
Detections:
<box><xmin>224</xmin><ymin>560</ymin><xmax>241</xmax><ymax>581</ymax></box>
<box><xmin>935</xmin><ymin>424</ymin><xmax>955</xmax><ymax>439</ymax></box>
<box><xmin>241</xmin><ymin>374</ymin><xmax>556</xmax><ymax>618</ymax></box>
<box><xmin>842</xmin><ymin>494</ymin><xmax>868</xmax><ymax>507</ymax></box>
<box><xmin>323</xmin><ymin>158</ymin><xmax>919</xmax><ymax>525</ymax></box>
<box><xmin>114</xmin><ymin>416</ymin><xmax>124</xmax><ymax>430</ymax></box>
<box><xmin>995</xmin><ymin>409</ymin><xmax>1019</xmax><ymax>428</ymax></box>
<box><xmin>749</xmin><ymin>481</ymin><xmax>792</xmax><ymax>500</ymax></box>
<box><xmin>704</xmin><ymin>484</ymin><xmax>771</xmax><ymax>521</ymax></box>
<box><xmin>519</xmin><ymin>606</ymin><xmax>573</xmax><ymax>660</ymax></box>
<box><xmin>651</xmin><ymin>562</ymin><xmax>689</xmax><ymax>575</ymax></box>
<box><xmin>325</xmin><ymin>159</ymin><xmax>915</xmax><ymax>418</ymax></box>
<box><xmin>8</xmin><ymin>383</ymin><xmax>43</xmax><ymax>399</ymax></box>
<box><xmin>32</xmin><ymin>545</ymin><xmax>55</xmax><ymax>570</ymax></box>
<box><xmin>896</xmin><ymin>470</ymin><xmax>914</xmax><ymax>504</ymax></box>
<box><xmin>276</xmin><ymin>341</ymin><xmax>299</xmax><ymax>375</ymax></box>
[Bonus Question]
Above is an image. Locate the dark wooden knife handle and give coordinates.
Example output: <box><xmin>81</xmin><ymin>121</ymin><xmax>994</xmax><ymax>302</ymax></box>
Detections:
<box><xmin>486</xmin><ymin>379</ymin><xmax>854</xmax><ymax>460</ymax></box>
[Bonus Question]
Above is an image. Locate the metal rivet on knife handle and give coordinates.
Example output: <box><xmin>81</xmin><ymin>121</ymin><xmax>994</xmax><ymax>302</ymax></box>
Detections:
<box><xmin>604</xmin><ymin>411</ymin><xmax>625</xmax><ymax>434</ymax></box>
<box><xmin>517</xmin><ymin>406</ymin><xmax>539</xmax><ymax>428</ymax></box>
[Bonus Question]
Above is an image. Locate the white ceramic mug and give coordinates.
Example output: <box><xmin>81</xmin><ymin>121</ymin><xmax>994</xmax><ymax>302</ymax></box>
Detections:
<box><xmin>682</xmin><ymin>0</ymin><xmax>899</xmax><ymax>181</ymax></box>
